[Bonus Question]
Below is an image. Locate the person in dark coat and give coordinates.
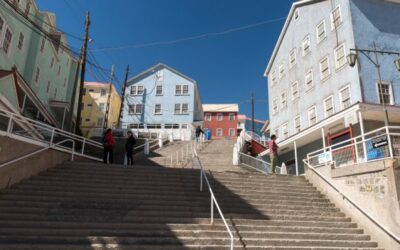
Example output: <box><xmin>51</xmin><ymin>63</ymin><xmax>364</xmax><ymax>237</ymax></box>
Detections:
<box><xmin>195</xmin><ymin>126</ymin><xmax>204</xmax><ymax>142</ymax></box>
<box><xmin>125</xmin><ymin>131</ymin><xmax>136</xmax><ymax>165</ymax></box>
<box><xmin>102</xmin><ymin>128</ymin><xmax>115</xmax><ymax>164</ymax></box>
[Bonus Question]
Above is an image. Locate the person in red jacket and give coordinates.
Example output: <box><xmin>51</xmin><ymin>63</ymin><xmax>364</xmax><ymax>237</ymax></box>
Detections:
<box><xmin>102</xmin><ymin>128</ymin><xmax>115</xmax><ymax>164</ymax></box>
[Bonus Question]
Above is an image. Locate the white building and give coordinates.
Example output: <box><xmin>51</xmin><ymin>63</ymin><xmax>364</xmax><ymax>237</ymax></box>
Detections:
<box><xmin>264</xmin><ymin>0</ymin><xmax>400</xmax><ymax>174</ymax></box>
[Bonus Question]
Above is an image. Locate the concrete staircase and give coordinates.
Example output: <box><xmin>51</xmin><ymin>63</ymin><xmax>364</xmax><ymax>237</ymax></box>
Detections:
<box><xmin>0</xmin><ymin>139</ymin><xmax>382</xmax><ymax>249</ymax></box>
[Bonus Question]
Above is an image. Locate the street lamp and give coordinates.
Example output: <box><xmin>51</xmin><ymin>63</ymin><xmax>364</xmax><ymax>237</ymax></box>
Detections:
<box><xmin>347</xmin><ymin>52</ymin><xmax>357</xmax><ymax>67</ymax></box>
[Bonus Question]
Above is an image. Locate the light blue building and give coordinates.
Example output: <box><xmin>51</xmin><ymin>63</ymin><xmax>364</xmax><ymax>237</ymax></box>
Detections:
<box><xmin>121</xmin><ymin>63</ymin><xmax>203</xmax><ymax>140</ymax></box>
<box><xmin>264</xmin><ymin>0</ymin><xmax>400</xmax><ymax>174</ymax></box>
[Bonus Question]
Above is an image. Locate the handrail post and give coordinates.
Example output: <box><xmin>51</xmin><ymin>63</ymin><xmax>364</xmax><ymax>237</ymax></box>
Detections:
<box><xmin>71</xmin><ymin>140</ymin><xmax>75</xmax><ymax>161</ymax></box>
<box><xmin>50</xmin><ymin>128</ymin><xmax>55</xmax><ymax>146</ymax></box>
<box><xmin>210</xmin><ymin>193</ymin><xmax>214</xmax><ymax>225</ymax></box>
<box><xmin>386</xmin><ymin>126</ymin><xmax>394</xmax><ymax>158</ymax></box>
<box><xmin>81</xmin><ymin>138</ymin><xmax>86</xmax><ymax>155</ymax></box>
<box><xmin>6</xmin><ymin>114</ymin><xmax>14</xmax><ymax>135</ymax></box>
<box><xmin>200</xmin><ymin>168</ymin><xmax>203</xmax><ymax>192</ymax></box>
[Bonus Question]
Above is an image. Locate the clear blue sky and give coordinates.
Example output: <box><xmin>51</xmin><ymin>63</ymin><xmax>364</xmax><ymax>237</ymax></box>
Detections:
<box><xmin>36</xmin><ymin>0</ymin><xmax>295</xmax><ymax>120</ymax></box>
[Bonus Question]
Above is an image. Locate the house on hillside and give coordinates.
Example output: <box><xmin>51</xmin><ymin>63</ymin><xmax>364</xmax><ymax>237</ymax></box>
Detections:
<box><xmin>237</xmin><ymin>114</ymin><xmax>266</xmax><ymax>136</ymax></box>
<box><xmin>121</xmin><ymin>63</ymin><xmax>203</xmax><ymax>140</ymax></box>
<box><xmin>0</xmin><ymin>0</ymin><xmax>80</xmax><ymax>131</ymax></box>
<box><xmin>264</xmin><ymin>0</ymin><xmax>400</xmax><ymax>175</ymax></box>
<box><xmin>203</xmin><ymin>104</ymin><xmax>238</xmax><ymax>139</ymax></box>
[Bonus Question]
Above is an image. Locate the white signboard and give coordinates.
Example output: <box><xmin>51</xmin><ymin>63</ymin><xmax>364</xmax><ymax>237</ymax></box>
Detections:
<box><xmin>318</xmin><ymin>152</ymin><xmax>332</xmax><ymax>164</ymax></box>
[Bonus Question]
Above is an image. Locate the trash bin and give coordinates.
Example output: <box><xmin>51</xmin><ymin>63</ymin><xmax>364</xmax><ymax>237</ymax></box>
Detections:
<box><xmin>205</xmin><ymin>129</ymin><xmax>211</xmax><ymax>140</ymax></box>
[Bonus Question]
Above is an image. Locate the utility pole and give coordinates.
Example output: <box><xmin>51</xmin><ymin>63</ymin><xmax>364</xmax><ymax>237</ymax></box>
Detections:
<box><xmin>117</xmin><ymin>65</ymin><xmax>130</xmax><ymax>128</ymax></box>
<box><xmin>251</xmin><ymin>93</ymin><xmax>255</xmax><ymax>135</ymax></box>
<box><xmin>103</xmin><ymin>65</ymin><xmax>115</xmax><ymax>129</ymax></box>
<box><xmin>75</xmin><ymin>11</ymin><xmax>90</xmax><ymax>135</ymax></box>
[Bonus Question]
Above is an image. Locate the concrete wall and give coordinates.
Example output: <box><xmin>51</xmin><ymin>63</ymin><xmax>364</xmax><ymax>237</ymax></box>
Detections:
<box><xmin>0</xmin><ymin>136</ymin><xmax>75</xmax><ymax>190</ymax></box>
<box><xmin>306</xmin><ymin>159</ymin><xmax>400</xmax><ymax>250</ymax></box>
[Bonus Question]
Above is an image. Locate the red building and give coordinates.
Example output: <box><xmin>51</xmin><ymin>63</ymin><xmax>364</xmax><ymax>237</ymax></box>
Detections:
<box><xmin>202</xmin><ymin>104</ymin><xmax>238</xmax><ymax>139</ymax></box>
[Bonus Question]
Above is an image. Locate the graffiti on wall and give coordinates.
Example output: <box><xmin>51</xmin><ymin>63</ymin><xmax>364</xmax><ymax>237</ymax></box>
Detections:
<box><xmin>344</xmin><ymin>173</ymin><xmax>387</xmax><ymax>198</ymax></box>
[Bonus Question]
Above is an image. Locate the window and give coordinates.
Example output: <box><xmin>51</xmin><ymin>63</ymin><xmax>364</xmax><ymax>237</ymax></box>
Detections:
<box><xmin>272</xmin><ymin>98</ymin><xmax>278</xmax><ymax>115</ymax></box>
<box><xmin>85</xmin><ymin>118</ymin><xmax>90</xmax><ymax>122</ymax></box>
<box><xmin>270</xmin><ymin>70</ymin><xmax>277</xmax><ymax>86</ymax></box>
<box><xmin>308</xmin><ymin>106</ymin><xmax>317</xmax><ymax>126</ymax></box>
<box><xmin>128</xmin><ymin>104</ymin><xmax>143</xmax><ymax>114</ymax></box>
<box><xmin>291</xmin><ymin>81</ymin><xmax>299</xmax><ymax>100</ymax></box>
<box><xmin>17</xmin><ymin>32</ymin><xmax>24</xmax><ymax>50</ymax></box>
<box><xmin>34</xmin><ymin>67</ymin><xmax>40</xmax><ymax>84</ymax></box>
<box><xmin>53</xmin><ymin>88</ymin><xmax>57</xmax><ymax>99</ymax></box>
<box><xmin>217</xmin><ymin>113</ymin><xmax>223</xmax><ymax>121</ymax></box>
<box><xmin>25</xmin><ymin>1</ymin><xmax>31</xmax><ymax>16</ymax></box>
<box><xmin>3</xmin><ymin>28</ymin><xmax>13</xmax><ymax>55</ymax></box>
<box><xmin>281</xmin><ymin>92</ymin><xmax>287</xmax><ymax>109</ymax></box>
<box><xmin>40</xmin><ymin>38</ymin><xmax>45</xmax><ymax>53</ymax></box>
<box><xmin>305</xmin><ymin>69</ymin><xmax>314</xmax><ymax>90</ymax></box>
<box><xmin>174</xmin><ymin>104</ymin><xmax>189</xmax><ymax>114</ymax></box>
<box><xmin>216</xmin><ymin>128</ymin><xmax>223</xmax><ymax>137</ymax></box>
<box><xmin>324</xmin><ymin>96</ymin><xmax>334</xmax><ymax>117</ymax></box>
<box><xmin>282</xmin><ymin>123</ymin><xmax>288</xmax><ymax>139</ymax></box>
<box><xmin>87</xmin><ymin>103</ymin><xmax>93</xmax><ymax>107</ymax></box>
<box><xmin>100</xmin><ymin>89</ymin><xmax>107</xmax><ymax>96</ymax></box>
<box><xmin>156</xmin><ymin>85</ymin><xmax>163</xmax><ymax>95</ymax></box>
<box><xmin>0</xmin><ymin>16</ymin><xmax>4</xmax><ymax>39</ymax></box>
<box><xmin>229</xmin><ymin>128</ymin><xmax>235</xmax><ymax>137</ymax></box>
<box><xmin>229</xmin><ymin>113</ymin><xmax>235</xmax><ymax>121</ymax></box>
<box><xmin>294</xmin><ymin>115</ymin><xmax>301</xmax><ymax>133</ymax></box>
<box><xmin>154</xmin><ymin>104</ymin><xmax>162</xmax><ymax>114</ymax></box>
<box><xmin>99</xmin><ymin>103</ymin><xmax>105</xmax><ymax>112</ymax></box>
<box><xmin>334</xmin><ymin>43</ymin><xmax>346</xmax><ymax>69</ymax></box>
<box><xmin>63</xmin><ymin>78</ymin><xmax>67</xmax><ymax>88</ymax></box>
<box><xmin>57</xmin><ymin>66</ymin><xmax>61</xmax><ymax>76</ymax></box>
<box><xmin>274</xmin><ymin>128</ymin><xmax>279</xmax><ymax>139</ymax></box>
<box><xmin>330</xmin><ymin>5</ymin><xmax>343</xmax><ymax>30</ymax></box>
<box><xmin>130</xmin><ymin>85</ymin><xmax>144</xmax><ymax>95</ymax></box>
<box><xmin>175</xmin><ymin>85</ymin><xmax>189</xmax><ymax>95</ymax></box>
<box><xmin>302</xmin><ymin>35</ymin><xmax>311</xmax><ymax>56</ymax></box>
<box><xmin>320</xmin><ymin>56</ymin><xmax>330</xmax><ymax>80</ymax></box>
<box><xmin>147</xmin><ymin>124</ymin><xmax>162</xmax><ymax>129</ymax></box>
<box><xmin>377</xmin><ymin>82</ymin><xmax>393</xmax><ymax>105</ymax></box>
<box><xmin>50</xmin><ymin>57</ymin><xmax>54</xmax><ymax>68</ymax></box>
<box><xmin>205</xmin><ymin>113</ymin><xmax>211</xmax><ymax>121</ymax></box>
<box><xmin>294</xmin><ymin>9</ymin><xmax>299</xmax><ymax>20</ymax></box>
<box><xmin>165</xmin><ymin>124</ymin><xmax>179</xmax><ymax>129</ymax></box>
<box><xmin>97</xmin><ymin>118</ymin><xmax>103</xmax><ymax>127</ymax></box>
<box><xmin>316</xmin><ymin>20</ymin><xmax>326</xmax><ymax>43</ymax></box>
<box><xmin>46</xmin><ymin>81</ymin><xmax>51</xmax><ymax>94</ymax></box>
<box><xmin>289</xmin><ymin>48</ymin><xmax>296</xmax><ymax>69</ymax></box>
<box><xmin>278</xmin><ymin>62</ymin><xmax>285</xmax><ymax>79</ymax></box>
<box><xmin>181</xmin><ymin>124</ymin><xmax>188</xmax><ymax>129</ymax></box>
<box><xmin>129</xmin><ymin>123</ymin><xmax>144</xmax><ymax>129</ymax></box>
<box><xmin>339</xmin><ymin>85</ymin><xmax>351</xmax><ymax>109</ymax></box>
<box><xmin>156</xmin><ymin>70</ymin><xmax>163</xmax><ymax>81</ymax></box>
<box><xmin>88</xmin><ymin>89</ymin><xmax>94</xmax><ymax>92</ymax></box>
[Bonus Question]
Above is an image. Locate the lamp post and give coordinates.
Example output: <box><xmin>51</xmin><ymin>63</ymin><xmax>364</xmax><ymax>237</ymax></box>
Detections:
<box><xmin>346</xmin><ymin>43</ymin><xmax>400</xmax><ymax>127</ymax></box>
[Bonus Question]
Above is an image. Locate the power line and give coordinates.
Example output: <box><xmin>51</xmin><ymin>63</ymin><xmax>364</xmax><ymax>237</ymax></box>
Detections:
<box><xmin>90</xmin><ymin>16</ymin><xmax>287</xmax><ymax>52</ymax></box>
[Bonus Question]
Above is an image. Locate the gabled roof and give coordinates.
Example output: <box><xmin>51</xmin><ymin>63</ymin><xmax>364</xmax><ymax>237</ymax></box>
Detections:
<box><xmin>127</xmin><ymin>63</ymin><xmax>197</xmax><ymax>85</ymax></box>
<box><xmin>264</xmin><ymin>0</ymin><xmax>326</xmax><ymax>76</ymax></box>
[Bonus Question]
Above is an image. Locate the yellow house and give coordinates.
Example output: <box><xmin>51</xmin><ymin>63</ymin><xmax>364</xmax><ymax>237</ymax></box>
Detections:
<box><xmin>80</xmin><ymin>82</ymin><xmax>121</xmax><ymax>138</ymax></box>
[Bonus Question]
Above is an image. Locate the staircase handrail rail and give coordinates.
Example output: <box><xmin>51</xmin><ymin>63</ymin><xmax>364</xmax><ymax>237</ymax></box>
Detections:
<box><xmin>0</xmin><ymin>138</ymin><xmax>75</xmax><ymax>169</ymax></box>
<box><xmin>238</xmin><ymin>152</ymin><xmax>271</xmax><ymax>174</ymax></box>
<box><xmin>192</xmin><ymin>148</ymin><xmax>234</xmax><ymax>250</ymax></box>
<box><xmin>303</xmin><ymin>158</ymin><xmax>400</xmax><ymax>244</ymax></box>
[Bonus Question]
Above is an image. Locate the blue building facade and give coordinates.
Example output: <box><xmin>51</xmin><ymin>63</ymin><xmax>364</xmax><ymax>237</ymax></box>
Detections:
<box><xmin>121</xmin><ymin>63</ymin><xmax>203</xmax><ymax>140</ymax></box>
<box><xmin>264</xmin><ymin>0</ymin><xmax>400</xmax><ymax>174</ymax></box>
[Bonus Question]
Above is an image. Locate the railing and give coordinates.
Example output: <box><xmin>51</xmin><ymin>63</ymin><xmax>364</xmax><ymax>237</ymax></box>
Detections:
<box><xmin>0</xmin><ymin>109</ymin><xmax>103</xmax><ymax>162</ymax></box>
<box><xmin>303</xmin><ymin>158</ymin><xmax>400</xmax><ymax>245</ymax></box>
<box><xmin>238</xmin><ymin>152</ymin><xmax>273</xmax><ymax>174</ymax></box>
<box><xmin>192</xmin><ymin>149</ymin><xmax>234</xmax><ymax>250</ymax></box>
<box><xmin>306</xmin><ymin>126</ymin><xmax>400</xmax><ymax>169</ymax></box>
<box><xmin>167</xmin><ymin>139</ymin><xmax>206</xmax><ymax>168</ymax></box>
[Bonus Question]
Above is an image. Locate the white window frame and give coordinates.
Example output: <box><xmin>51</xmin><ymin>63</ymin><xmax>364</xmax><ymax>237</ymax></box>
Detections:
<box><xmin>229</xmin><ymin>128</ymin><xmax>235</xmax><ymax>137</ymax></box>
<box><xmin>316</xmin><ymin>20</ymin><xmax>326</xmax><ymax>44</ymax></box>
<box><xmin>205</xmin><ymin>113</ymin><xmax>211</xmax><ymax>121</ymax></box>
<box><xmin>282</xmin><ymin>123</ymin><xmax>288</xmax><ymax>139</ymax></box>
<box><xmin>100</xmin><ymin>89</ymin><xmax>107</xmax><ymax>97</ymax></box>
<box><xmin>319</xmin><ymin>56</ymin><xmax>330</xmax><ymax>81</ymax></box>
<box><xmin>216</xmin><ymin>128</ymin><xmax>223</xmax><ymax>137</ymax></box>
<box><xmin>280</xmin><ymin>91</ymin><xmax>287</xmax><ymax>109</ymax></box>
<box><xmin>334</xmin><ymin>43</ymin><xmax>347</xmax><ymax>69</ymax></box>
<box><xmin>302</xmin><ymin>35</ymin><xmax>311</xmax><ymax>56</ymax></box>
<box><xmin>175</xmin><ymin>84</ymin><xmax>189</xmax><ymax>95</ymax></box>
<box><xmin>289</xmin><ymin>48</ymin><xmax>297</xmax><ymax>69</ymax></box>
<box><xmin>291</xmin><ymin>81</ymin><xmax>299</xmax><ymax>100</ymax></box>
<box><xmin>174</xmin><ymin>103</ymin><xmax>189</xmax><ymax>115</ymax></box>
<box><xmin>272</xmin><ymin>98</ymin><xmax>278</xmax><ymax>115</ymax></box>
<box><xmin>2</xmin><ymin>27</ymin><xmax>13</xmax><ymax>56</ymax></box>
<box><xmin>34</xmin><ymin>66</ymin><xmax>40</xmax><ymax>85</ymax></box>
<box><xmin>216</xmin><ymin>113</ymin><xmax>223</xmax><ymax>121</ymax></box>
<box><xmin>270</xmin><ymin>70</ymin><xmax>277</xmax><ymax>86</ymax></box>
<box><xmin>278</xmin><ymin>62</ymin><xmax>285</xmax><ymax>79</ymax></box>
<box><xmin>376</xmin><ymin>81</ymin><xmax>393</xmax><ymax>105</ymax></box>
<box><xmin>17</xmin><ymin>32</ymin><xmax>24</xmax><ymax>50</ymax></box>
<box><xmin>305</xmin><ymin>69</ymin><xmax>314</xmax><ymax>90</ymax></box>
<box><xmin>339</xmin><ymin>85</ymin><xmax>352</xmax><ymax>110</ymax></box>
<box><xmin>98</xmin><ymin>103</ymin><xmax>105</xmax><ymax>112</ymax></box>
<box><xmin>294</xmin><ymin>115</ymin><xmax>301</xmax><ymax>133</ymax></box>
<box><xmin>323</xmin><ymin>95</ymin><xmax>335</xmax><ymax>118</ymax></box>
<box><xmin>330</xmin><ymin>5</ymin><xmax>343</xmax><ymax>30</ymax></box>
<box><xmin>154</xmin><ymin>104</ymin><xmax>162</xmax><ymax>115</ymax></box>
<box><xmin>308</xmin><ymin>106</ymin><xmax>317</xmax><ymax>126</ymax></box>
<box><xmin>156</xmin><ymin>85</ymin><xmax>163</xmax><ymax>95</ymax></box>
<box><xmin>128</xmin><ymin>104</ymin><xmax>143</xmax><ymax>114</ymax></box>
<box><xmin>130</xmin><ymin>85</ymin><xmax>144</xmax><ymax>96</ymax></box>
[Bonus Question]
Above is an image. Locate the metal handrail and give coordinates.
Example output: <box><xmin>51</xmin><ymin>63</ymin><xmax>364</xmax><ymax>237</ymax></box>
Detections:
<box><xmin>0</xmin><ymin>138</ymin><xmax>75</xmax><ymax>169</ymax></box>
<box><xmin>192</xmin><ymin>149</ymin><xmax>234</xmax><ymax>250</ymax></box>
<box><xmin>303</xmin><ymin>158</ymin><xmax>400</xmax><ymax>244</ymax></box>
<box><xmin>238</xmin><ymin>152</ymin><xmax>272</xmax><ymax>174</ymax></box>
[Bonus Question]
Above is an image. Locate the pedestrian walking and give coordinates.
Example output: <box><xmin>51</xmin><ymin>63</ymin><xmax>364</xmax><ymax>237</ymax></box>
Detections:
<box><xmin>125</xmin><ymin>131</ymin><xmax>136</xmax><ymax>166</ymax></box>
<box><xmin>102</xmin><ymin>128</ymin><xmax>115</xmax><ymax>164</ymax></box>
<box><xmin>268</xmin><ymin>134</ymin><xmax>279</xmax><ymax>174</ymax></box>
<box><xmin>195</xmin><ymin>125</ymin><xmax>204</xmax><ymax>143</ymax></box>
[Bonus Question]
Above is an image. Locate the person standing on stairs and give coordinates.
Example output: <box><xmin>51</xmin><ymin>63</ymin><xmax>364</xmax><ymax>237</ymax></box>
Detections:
<box><xmin>102</xmin><ymin>128</ymin><xmax>115</xmax><ymax>164</ymax></box>
<box><xmin>269</xmin><ymin>134</ymin><xmax>279</xmax><ymax>174</ymax></box>
<box><xmin>195</xmin><ymin>126</ymin><xmax>204</xmax><ymax>143</ymax></box>
<box><xmin>125</xmin><ymin>131</ymin><xmax>136</xmax><ymax>166</ymax></box>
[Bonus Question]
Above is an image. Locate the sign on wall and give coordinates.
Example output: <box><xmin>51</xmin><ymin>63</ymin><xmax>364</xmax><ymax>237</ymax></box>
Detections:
<box><xmin>372</xmin><ymin>135</ymin><xmax>388</xmax><ymax>149</ymax></box>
